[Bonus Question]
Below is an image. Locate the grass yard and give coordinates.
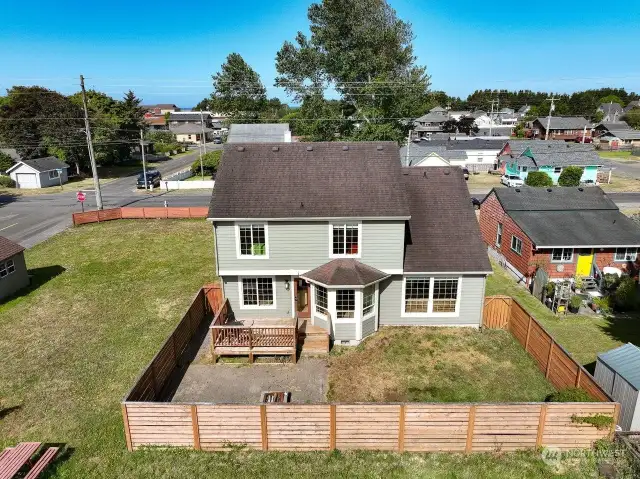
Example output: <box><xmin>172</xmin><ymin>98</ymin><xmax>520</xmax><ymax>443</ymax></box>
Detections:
<box><xmin>0</xmin><ymin>221</ymin><xmax>628</xmax><ymax>478</ymax></box>
<box><xmin>600</xmin><ymin>172</ymin><xmax>640</xmax><ymax>192</ymax></box>
<box><xmin>466</xmin><ymin>172</ymin><xmax>502</xmax><ymax>188</ymax></box>
<box><xmin>486</xmin><ymin>262</ymin><xmax>640</xmax><ymax>368</ymax></box>
<box><xmin>328</xmin><ymin>327</ymin><xmax>554</xmax><ymax>403</ymax></box>
<box><xmin>598</xmin><ymin>151</ymin><xmax>640</xmax><ymax>162</ymax></box>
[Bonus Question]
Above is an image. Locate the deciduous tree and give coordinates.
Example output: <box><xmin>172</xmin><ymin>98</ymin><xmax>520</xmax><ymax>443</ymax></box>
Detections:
<box><xmin>525</xmin><ymin>171</ymin><xmax>553</xmax><ymax>187</ymax></box>
<box><xmin>557</xmin><ymin>166</ymin><xmax>584</xmax><ymax>187</ymax></box>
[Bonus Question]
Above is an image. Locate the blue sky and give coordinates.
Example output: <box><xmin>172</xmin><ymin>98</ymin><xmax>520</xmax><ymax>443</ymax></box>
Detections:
<box><xmin>1</xmin><ymin>0</ymin><xmax>639</xmax><ymax>107</ymax></box>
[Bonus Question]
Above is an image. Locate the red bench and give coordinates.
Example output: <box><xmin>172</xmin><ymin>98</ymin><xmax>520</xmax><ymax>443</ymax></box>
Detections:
<box><xmin>0</xmin><ymin>443</ymin><xmax>59</xmax><ymax>479</ymax></box>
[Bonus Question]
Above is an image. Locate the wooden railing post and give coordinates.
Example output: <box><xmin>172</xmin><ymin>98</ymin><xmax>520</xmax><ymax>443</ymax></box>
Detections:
<box><xmin>465</xmin><ymin>406</ymin><xmax>476</xmax><ymax>453</ymax></box>
<box><xmin>191</xmin><ymin>405</ymin><xmax>201</xmax><ymax>450</ymax></box>
<box><xmin>536</xmin><ymin>404</ymin><xmax>547</xmax><ymax>448</ymax></box>
<box><xmin>260</xmin><ymin>405</ymin><xmax>268</xmax><ymax>451</ymax></box>
<box><xmin>329</xmin><ymin>405</ymin><xmax>336</xmax><ymax>450</ymax></box>
<box><xmin>610</xmin><ymin>403</ymin><xmax>621</xmax><ymax>440</ymax></box>
<box><xmin>398</xmin><ymin>405</ymin><xmax>406</xmax><ymax>453</ymax></box>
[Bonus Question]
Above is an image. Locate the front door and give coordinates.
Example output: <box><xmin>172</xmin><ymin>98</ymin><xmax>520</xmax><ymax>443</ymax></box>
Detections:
<box><xmin>576</xmin><ymin>249</ymin><xmax>594</xmax><ymax>277</ymax></box>
<box><xmin>294</xmin><ymin>278</ymin><xmax>311</xmax><ymax>318</ymax></box>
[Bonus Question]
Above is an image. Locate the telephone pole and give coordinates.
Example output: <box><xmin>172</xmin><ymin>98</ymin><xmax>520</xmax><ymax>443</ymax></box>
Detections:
<box><xmin>140</xmin><ymin>130</ymin><xmax>148</xmax><ymax>190</ymax></box>
<box><xmin>199</xmin><ymin>110</ymin><xmax>206</xmax><ymax>179</ymax></box>
<box><xmin>544</xmin><ymin>96</ymin><xmax>558</xmax><ymax>141</ymax></box>
<box><xmin>488</xmin><ymin>99</ymin><xmax>499</xmax><ymax>137</ymax></box>
<box><xmin>80</xmin><ymin>75</ymin><xmax>103</xmax><ymax>210</ymax></box>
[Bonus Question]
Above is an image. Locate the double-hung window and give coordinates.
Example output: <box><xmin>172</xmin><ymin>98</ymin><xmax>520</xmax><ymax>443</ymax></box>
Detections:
<box><xmin>238</xmin><ymin>224</ymin><xmax>267</xmax><ymax>257</ymax></box>
<box><xmin>315</xmin><ymin>285</ymin><xmax>328</xmax><ymax>316</ymax></box>
<box><xmin>331</xmin><ymin>223</ymin><xmax>360</xmax><ymax>257</ymax></box>
<box><xmin>362</xmin><ymin>285</ymin><xmax>375</xmax><ymax>316</ymax></box>
<box><xmin>48</xmin><ymin>170</ymin><xmax>60</xmax><ymax>180</ymax></box>
<box><xmin>336</xmin><ymin>289</ymin><xmax>355</xmax><ymax>318</ymax></box>
<box><xmin>496</xmin><ymin>223</ymin><xmax>503</xmax><ymax>247</ymax></box>
<box><xmin>511</xmin><ymin>235</ymin><xmax>523</xmax><ymax>255</ymax></box>
<box><xmin>0</xmin><ymin>259</ymin><xmax>15</xmax><ymax>278</ymax></box>
<box><xmin>551</xmin><ymin>248</ymin><xmax>573</xmax><ymax>263</ymax></box>
<box><xmin>615</xmin><ymin>248</ymin><xmax>638</xmax><ymax>262</ymax></box>
<box><xmin>403</xmin><ymin>277</ymin><xmax>460</xmax><ymax>315</ymax></box>
<box><xmin>240</xmin><ymin>277</ymin><xmax>274</xmax><ymax>308</ymax></box>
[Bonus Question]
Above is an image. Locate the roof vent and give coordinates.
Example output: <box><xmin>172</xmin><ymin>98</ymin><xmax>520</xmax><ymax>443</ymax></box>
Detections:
<box><xmin>377</xmin><ymin>145</ymin><xmax>383</xmax><ymax>151</ymax></box>
<box><xmin>306</xmin><ymin>146</ymin><xmax>313</xmax><ymax>151</ymax></box>
<box><xmin>547</xmin><ymin>188</ymin><xmax>552</xmax><ymax>192</ymax></box>
<box><xmin>300</xmin><ymin>202</ymin><xmax>304</xmax><ymax>208</ymax></box>
<box><xmin>423</xmin><ymin>171</ymin><xmax>427</xmax><ymax>178</ymax></box>
<box><xmin>444</xmin><ymin>169</ymin><xmax>450</xmax><ymax>175</ymax></box>
<box><xmin>342</xmin><ymin>145</ymin><xmax>349</xmax><ymax>151</ymax></box>
<box><xmin>578</xmin><ymin>187</ymin><xmax>584</xmax><ymax>192</ymax></box>
<box><xmin>272</xmin><ymin>146</ymin><xmax>279</xmax><ymax>152</ymax></box>
<box><xmin>236</xmin><ymin>146</ymin><xmax>245</xmax><ymax>152</ymax></box>
<box><xmin>515</xmin><ymin>188</ymin><xmax>521</xmax><ymax>192</ymax></box>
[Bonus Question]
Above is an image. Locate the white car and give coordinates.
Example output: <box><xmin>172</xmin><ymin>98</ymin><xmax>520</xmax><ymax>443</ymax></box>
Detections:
<box><xmin>501</xmin><ymin>174</ymin><xmax>524</xmax><ymax>187</ymax></box>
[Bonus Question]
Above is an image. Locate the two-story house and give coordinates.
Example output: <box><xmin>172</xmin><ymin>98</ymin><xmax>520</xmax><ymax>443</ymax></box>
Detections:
<box><xmin>207</xmin><ymin>142</ymin><xmax>491</xmax><ymax>345</ymax></box>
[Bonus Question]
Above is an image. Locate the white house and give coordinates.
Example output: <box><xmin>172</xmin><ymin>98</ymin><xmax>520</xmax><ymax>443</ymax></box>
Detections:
<box><xmin>7</xmin><ymin>157</ymin><xmax>69</xmax><ymax>189</ymax></box>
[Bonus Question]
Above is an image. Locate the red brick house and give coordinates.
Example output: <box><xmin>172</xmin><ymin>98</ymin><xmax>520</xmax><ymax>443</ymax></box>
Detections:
<box><xmin>479</xmin><ymin>186</ymin><xmax>640</xmax><ymax>286</ymax></box>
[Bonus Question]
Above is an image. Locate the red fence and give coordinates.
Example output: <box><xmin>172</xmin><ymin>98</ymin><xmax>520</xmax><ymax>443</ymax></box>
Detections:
<box><xmin>72</xmin><ymin>207</ymin><xmax>209</xmax><ymax>225</ymax></box>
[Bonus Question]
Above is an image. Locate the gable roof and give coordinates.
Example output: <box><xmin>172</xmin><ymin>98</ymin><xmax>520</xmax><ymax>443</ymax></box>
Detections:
<box><xmin>208</xmin><ymin>142</ymin><xmax>410</xmax><ymax>219</ymax></box>
<box><xmin>169</xmin><ymin>124</ymin><xmax>213</xmax><ymax>135</ymax></box>
<box><xmin>7</xmin><ymin>156</ymin><xmax>69</xmax><ymax>173</ymax></box>
<box><xmin>595</xmin><ymin>121</ymin><xmax>631</xmax><ymax>131</ymax></box>
<box><xmin>604</xmin><ymin>129</ymin><xmax>640</xmax><ymax>141</ymax></box>
<box><xmin>624</xmin><ymin>100</ymin><xmax>640</xmax><ymax>112</ymax></box>
<box><xmin>430</xmin><ymin>106</ymin><xmax>447</xmax><ymax>112</ymax></box>
<box><xmin>414</xmin><ymin>112</ymin><xmax>448</xmax><ymax>124</ymax></box>
<box><xmin>302</xmin><ymin>259</ymin><xmax>389</xmax><ymax>287</ymax></box>
<box><xmin>486</xmin><ymin>187</ymin><xmax>640</xmax><ymax>247</ymax></box>
<box><xmin>0</xmin><ymin>236</ymin><xmax>25</xmax><ymax>262</ymax></box>
<box><xmin>499</xmin><ymin>140</ymin><xmax>602</xmax><ymax>167</ymax></box>
<box><xmin>598</xmin><ymin>343</ymin><xmax>640</xmax><ymax>390</ymax></box>
<box><xmin>227</xmin><ymin>123</ymin><xmax>290</xmax><ymax>143</ymax></box>
<box><xmin>402</xmin><ymin>167</ymin><xmax>491</xmax><ymax>273</ymax></box>
<box><xmin>598</xmin><ymin>103</ymin><xmax>624</xmax><ymax>115</ymax></box>
<box><xmin>534</xmin><ymin>116</ymin><xmax>591</xmax><ymax>130</ymax></box>
<box><xmin>400</xmin><ymin>143</ymin><xmax>467</xmax><ymax>166</ymax></box>
<box><xmin>168</xmin><ymin>112</ymin><xmax>210</xmax><ymax>122</ymax></box>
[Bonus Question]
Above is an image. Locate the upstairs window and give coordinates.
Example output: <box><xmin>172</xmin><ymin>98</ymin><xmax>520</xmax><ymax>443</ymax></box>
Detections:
<box><xmin>238</xmin><ymin>224</ymin><xmax>267</xmax><ymax>257</ymax></box>
<box><xmin>615</xmin><ymin>248</ymin><xmax>638</xmax><ymax>262</ymax></box>
<box><xmin>331</xmin><ymin>223</ymin><xmax>360</xmax><ymax>257</ymax></box>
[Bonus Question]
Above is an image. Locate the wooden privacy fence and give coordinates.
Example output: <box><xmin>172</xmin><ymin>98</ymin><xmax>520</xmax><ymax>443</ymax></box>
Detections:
<box><xmin>483</xmin><ymin>295</ymin><xmax>611</xmax><ymax>402</ymax></box>
<box><xmin>121</xmin><ymin>292</ymin><xmax>620</xmax><ymax>453</ymax></box>
<box><xmin>72</xmin><ymin>206</ymin><xmax>209</xmax><ymax>226</ymax></box>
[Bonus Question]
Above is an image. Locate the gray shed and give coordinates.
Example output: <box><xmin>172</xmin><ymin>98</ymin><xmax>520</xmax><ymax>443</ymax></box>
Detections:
<box><xmin>594</xmin><ymin>343</ymin><xmax>640</xmax><ymax>431</ymax></box>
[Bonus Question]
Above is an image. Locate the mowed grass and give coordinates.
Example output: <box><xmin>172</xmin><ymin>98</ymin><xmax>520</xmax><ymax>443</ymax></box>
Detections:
<box><xmin>486</xmin><ymin>262</ymin><xmax>640</xmax><ymax>367</ymax></box>
<box><xmin>0</xmin><ymin>223</ymin><xmax>621</xmax><ymax>478</ymax></box>
<box><xmin>328</xmin><ymin>327</ymin><xmax>554</xmax><ymax>403</ymax></box>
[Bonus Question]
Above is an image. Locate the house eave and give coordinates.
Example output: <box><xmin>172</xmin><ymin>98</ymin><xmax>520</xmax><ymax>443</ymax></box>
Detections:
<box><xmin>207</xmin><ymin>216</ymin><xmax>412</xmax><ymax>222</ymax></box>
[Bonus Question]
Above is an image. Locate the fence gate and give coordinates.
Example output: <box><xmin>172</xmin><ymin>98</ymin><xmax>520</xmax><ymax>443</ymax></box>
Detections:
<box><xmin>531</xmin><ymin>268</ymin><xmax>549</xmax><ymax>301</ymax></box>
<box><xmin>483</xmin><ymin>296</ymin><xmax>512</xmax><ymax>329</ymax></box>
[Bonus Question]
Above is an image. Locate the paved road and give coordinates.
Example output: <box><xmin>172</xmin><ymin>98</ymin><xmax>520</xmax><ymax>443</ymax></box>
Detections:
<box><xmin>0</xmin><ymin>145</ymin><xmax>220</xmax><ymax>248</ymax></box>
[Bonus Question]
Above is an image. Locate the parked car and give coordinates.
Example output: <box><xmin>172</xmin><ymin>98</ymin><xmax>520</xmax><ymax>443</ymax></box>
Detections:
<box><xmin>213</xmin><ymin>137</ymin><xmax>222</xmax><ymax>144</ymax></box>
<box><xmin>462</xmin><ymin>168</ymin><xmax>469</xmax><ymax>180</ymax></box>
<box><xmin>136</xmin><ymin>169</ymin><xmax>161</xmax><ymax>189</ymax></box>
<box><xmin>501</xmin><ymin>174</ymin><xmax>524</xmax><ymax>187</ymax></box>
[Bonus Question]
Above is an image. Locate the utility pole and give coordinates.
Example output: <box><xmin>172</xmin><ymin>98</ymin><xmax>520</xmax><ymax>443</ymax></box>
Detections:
<box><xmin>140</xmin><ymin>130</ymin><xmax>148</xmax><ymax>190</ymax></box>
<box><xmin>406</xmin><ymin>130</ymin><xmax>412</xmax><ymax>166</ymax></box>
<box><xmin>80</xmin><ymin>75</ymin><xmax>103</xmax><ymax>210</ymax></box>
<box><xmin>581</xmin><ymin>124</ymin><xmax>587</xmax><ymax>144</ymax></box>
<box><xmin>199</xmin><ymin>110</ymin><xmax>205</xmax><ymax>180</ymax></box>
<box><xmin>488</xmin><ymin>99</ymin><xmax>498</xmax><ymax>137</ymax></box>
<box><xmin>544</xmin><ymin>96</ymin><xmax>558</xmax><ymax>141</ymax></box>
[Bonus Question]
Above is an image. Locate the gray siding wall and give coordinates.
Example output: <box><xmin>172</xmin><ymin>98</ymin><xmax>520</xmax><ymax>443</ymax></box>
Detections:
<box><xmin>611</xmin><ymin>374</ymin><xmax>639</xmax><ymax>431</ymax></box>
<box><xmin>222</xmin><ymin>275</ymin><xmax>292</xmax><ymax>319</ymax></box>
<box><xmin>215</xmin><ymin>220</ymin><xmax>404</xmax><ymax>273</ymax></box>
<box><xmin>313</xmin><ymin>314</ymin><xmax>329</xmax><ymax>331</ymax></box>
<box><xmin>334</xmin><ymin>322</ymin><xmax>356</xmax><ymax>341</ymax></box>
<box><xmin>0</xmin><ymin>253</ymin><xmax>29</xmax><ymax>301</ymax></box>
<box><xmin>594</xmin><ymin>360</ymin><xmax>615</xmax><ymax>395</ymax></box>
<box><xmin>39</xmin><ymin>169</ymin><xmax>68</xmax><ymax>188</ymax></box>
<box><xmin>378</xmin><ymin>275</ymin><xmax>486</xmax><ymax>327</ymax></box>
<box><xmin>362</xmin><ymin>316</ymin><xmax>376</xmax><ymax>338</ymax></box>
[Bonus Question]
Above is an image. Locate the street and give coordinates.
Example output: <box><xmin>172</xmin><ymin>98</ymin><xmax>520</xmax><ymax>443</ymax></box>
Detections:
<box><xmin>0</xmin><ymin>145</ymin><xmax>219</xmax><ymax>248</ymax></box>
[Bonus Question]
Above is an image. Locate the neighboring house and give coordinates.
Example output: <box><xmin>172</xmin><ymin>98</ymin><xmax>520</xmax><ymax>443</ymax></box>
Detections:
<box><xmin>7</xmin><ymin>157</ymin><xmax>69</xmax><ymax>189</ymax></box>
<box><xmin>401</xmin><ymin>138</ymin><xmax>505</xmax><ymax>171</ymax></box>
<box><xmin>531</xmin><ymin>117</ymin><xmax>592</xmax><ymax>141</ymax></box>
<box><xmin>447</xmin><ymin>110</ymin><xmax>471</xmax><ymax>121</ymax></box>
<box><xmin>594</xmin><ymin>121</ymin><xmax>632</xmax><ymax>135</ymax></box>
<box><xmin>207</xmin><ymin>142</ymin><xmax>491</xmax><ymax>344</ymax></box>
<box><xmin>624</xmin><ymin>101</ymin><xmax>640</xmax><ymax>113</ymax></box>
<box><xmin>168</xmin><ymin>111</ymin><xmax>213</xmax><ymax>127</ymax></box>
<box><xmin>517</xmin><ymin>105</ymin><xmax>531</xmax><ymax>118</ymax></box>
<box><xmin>475</xmin><ymin>125</ymin><xmax>514</xmax><ymax>137</ymax></box>
<box><xmin>170</xmin><ymin>124</ymin><xmax>214</xmax><ymax>144</ymax></box>
<box><xmin>598</xmin><ymin>129</ymin><xmax>640</xmax><ymax>148</ymax></box>
<box><xmin>471</xmin><ymin>110</ymin><xmax>491</xmax><ymax>126</ymax></box>
<box><xmin>479</xmin><ymin>187</ymin><xmax>640</xmax><ymax>286</ymax></box>
<box><xmin>598</xmin><ymin>103</ymin><xmax>624</xmax><ymax>122</ymax></box>
<box><xmin>144</xmin><ymin>115</ymin><xmax>168</xmax><ymax>131</ymax></box>
<box><xmin>145</xmin><ymin>104</ymin><xmax>180</xmax><ymax>115</ymax></box>
<box><xmin>498</xmin><ymin>140</ymin><xmax>602</xmax><ymax>184</ymax></box>
<box><xmin>226</xmin><ymin>123</ymin><xmax>292</xmax><ymax>143</ymax></box>
<box><xmin>0</xmin><ymin>236</ymin><xmax>29</xmax><ymax>301</ymax></box>
<box><xmin>412</xmin><ymin>107</ymin><xmax>450</xmax><ymax>138</ymax></box>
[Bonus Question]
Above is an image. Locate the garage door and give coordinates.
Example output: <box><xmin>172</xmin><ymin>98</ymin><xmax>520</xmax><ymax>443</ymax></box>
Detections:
<box><xmin>15</xmin><ymin>173</ymin><xmax>38</xmax><ymax>188</ymax></box>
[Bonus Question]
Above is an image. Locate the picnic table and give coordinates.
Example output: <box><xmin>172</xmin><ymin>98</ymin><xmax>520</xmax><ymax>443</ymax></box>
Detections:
<box><xmin>0</xmin><ymin>442</ymin><xmax>59</xmax><ymax>479</ymax></box>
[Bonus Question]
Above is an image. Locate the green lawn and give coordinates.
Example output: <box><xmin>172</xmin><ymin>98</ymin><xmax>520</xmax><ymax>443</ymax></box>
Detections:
<box><xmin>598</xmin><ymin>151</ymin><xmax>638</xmax><ymax>161</ymax></box>
<box><xmin>486</xmin><ymin>262</ymin><xmax>640</xmax><ymax>368</ymax></box>
<box><xmin>328</xmin><ymin>327</ymin><xmax>553</xmax><ymax>403</ymax></box>
<box><xmin>0</xmin><ymin>223</ymin><xmax>629</xmax><ymax>478</ymax></box>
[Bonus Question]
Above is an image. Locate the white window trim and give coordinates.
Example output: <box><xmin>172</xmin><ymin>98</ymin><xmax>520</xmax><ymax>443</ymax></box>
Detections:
<box><xmin>400</xmin><ymin>276</ymin><xmax>462</xmax><ymax>318</ymax></box>
<box><xmin>0</xmin><ymin>259</ymin><xmax>15</xmax><ymax>279</ymax></box>
<box><xmin>48</xmin><ymin>170</ymin><xmax>60</xmax><ymax>179</ymax></box>
<box><xmin>495</xmin><ymin>223</ymin><xmax>503</xmax><ymax>247</ymax></box>
<box><xmin>550</xmin><ymin>248</ymin><xmax>574</xmax><ymax>263</ymax></box>
<box><xmin>313</xmin><ymin>284</ymin><xmax>329</xmax><ymax>318</ymax></box>
<box><xmin>328</xmin><ymin>222</ymin><xmax>362</xmax><ymax>259</ymax></box>
<box><xmin>235</xmin><ymin>223</ymin><xmax>270</xmax><ymax>260</ymax></box>
<box><xmin>511</xmin><ymin>235</ymin><xmax>523</xmax><ymax>256</ymax></box>
<box><xmin>238</xmin><ymin>276</ymin><xmax>277</xmax><ymax>310</ymax></box>
<box><xmin>614</xmin><ymin>247</ymin><xmax>638</xmax><ymax>262</ymax></box>
<box><xmin>362</xmin><ymin>285</ymin><xmax>376</xmax><ymax>318</ymax></box>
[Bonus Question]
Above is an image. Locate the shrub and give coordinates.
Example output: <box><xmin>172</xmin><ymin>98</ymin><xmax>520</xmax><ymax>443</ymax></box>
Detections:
<box><xmin>0</xmin><ymin>152</ymin><xmax>14</xmax><ymax>173</ymax></box>
<box><xmin>592</xmin><ymin>296</ymin><xmax>612</xmax><ymax>314</ymax></box>
<box><xmin>0</xmin><ymin>175</ymin><xmax>16</xmax><ymax>188</ymax></box>
<box><xmin>569</xmin><ymin>295</ymin><xmax>583</xmax><ymax>310</ymax></box>
<box><xmin>546</xmin><ymin>388</ymin><xmax>595</xmax><ymax>402</ymax></box>
<box><xmin>525</xmin><ymin>171</ymin><xmax>553</xmax><ymax>187</ymax></box>
<box><xmin>191</xmin><ymin>150</ymin><xmax>221</xmax><ymax>176</ymax></box>
<box><xmin>614</xmin><ymin>276</ymin><xmax>639</xmax><ymax>311</ymax></box>
<box><xmin>558</xmin><ymin>166</ymin><xmax>584</xmax><ymax>187</ymax></box>
<box><xmin>603</xmin><ymin>273</ymin><xmax>621</xmax><ymax>292</ymax></box>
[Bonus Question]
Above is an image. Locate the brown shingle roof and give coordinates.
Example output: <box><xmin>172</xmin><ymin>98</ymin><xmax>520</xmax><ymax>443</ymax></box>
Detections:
<box><xmin>402</xmin><ymin>167</ymin><xmax>491</xmax><ymax>273</ymax></box>
<box><xmin>208</xmin><ymin>142</ymin><xmax>410</xmax><ymax>219</ymax></box>
<box><xmin>0</xmin><ymin>236</ymin><xmax>24</xmax><ymax>262</ymax></box>
<box><xmin>302</xmin><ymin>259</ymin><xmax>389</xmax><ymax>286</ymax></box>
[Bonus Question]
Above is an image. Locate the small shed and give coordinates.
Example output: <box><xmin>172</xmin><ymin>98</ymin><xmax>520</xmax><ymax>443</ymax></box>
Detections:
<box><xmin>594</xmin><ymin>343</ymin><xmax>640</xmax><ymax>431</ymax></box>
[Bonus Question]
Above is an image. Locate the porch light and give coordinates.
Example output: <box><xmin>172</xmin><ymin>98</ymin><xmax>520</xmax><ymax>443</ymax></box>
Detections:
<box><xmin>284</xmin><ymin>279</ymin><xmax>290</xmax><ymax>291</ymax></box>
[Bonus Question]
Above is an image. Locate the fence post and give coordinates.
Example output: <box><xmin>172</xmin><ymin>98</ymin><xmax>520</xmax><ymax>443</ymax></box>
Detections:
<box><xmin>329</xmin><ymin>405</ymin><xmax>336</xmax><ymax>450</ymax></box>
<box><xmin>122</xmin><ymin>404</ymin><xmax>133</xmax><ymax>451</ymax></box>
<box><xmin>398</xmin><ymin>405</ymin><xmax>405</xmax><ymax>453</ymax></box>
<box><xmin>525</xmin><ymin>315</ymin><xmax>532</xmax><ymax>352</ymax></box>
<box><xmin>191</xmin><ymin>405</ymin><xmax>201</xmax><ymax>450</ymax></box>
<box><xmin>536</xmin><ymin>404</ymin><xmax>547</xmax><ymax>448</ymax></box>
<box><xmin>465</xmin><ymin>406</ymin><xmax>476</xmax><ymax>453</ymax></box>
<box><xmin>575</xmin><ymin>368</ymin><xmax>582</xmax><ymax>388</ymax></box>
<box><xmin>260</xmin><ymin>405</ymin><xmax>268</xmax><ymax>451</ymax></box>
<box><xmin>545</xmin><ymin>341</ymin><xmax>555</xmax><ymax>379</ymax></box>
<box><xmin>610</xmin><ymin>403</ymin><xmax>621</xmax><ymax>440</ymax></box>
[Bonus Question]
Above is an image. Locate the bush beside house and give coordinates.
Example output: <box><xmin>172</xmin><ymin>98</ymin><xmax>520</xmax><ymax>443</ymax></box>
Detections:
<box><xmin>525</xmin><ymin>171</ymin><xmax>553</xmax><ymax>187</ymax></box>
<box><xmin>558</xmin><ymin>166</ymin><xmax>584</xmax><ymax>187</ymax></box>
<box><xmin>191</xmin><ymin>150</ymin><xmax>221</xmax><ymax>177</ymax></box>
<box><xmin>0</xmin><ymin>175</ymin><xmax>16</xmax><ymax>188</ymax></box>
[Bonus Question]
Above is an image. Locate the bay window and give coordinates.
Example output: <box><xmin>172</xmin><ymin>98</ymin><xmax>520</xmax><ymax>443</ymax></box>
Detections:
<box><xmin>336</xmin><ymin>289</ymin><xmax>355</xmax><ymax>318</ymax></box>
<box><xmin>315</xmin><ymin>285</ymin><xmax>328</xmax><ymax>316</ymax></box>
<box><xmin>362</xmin><ymin>285</ymin><xmax>375</xmax><ymax>316</ymax></box>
